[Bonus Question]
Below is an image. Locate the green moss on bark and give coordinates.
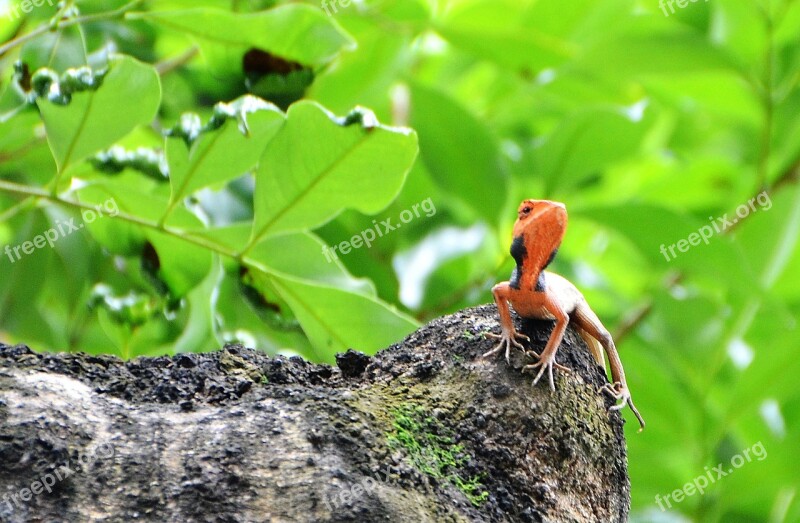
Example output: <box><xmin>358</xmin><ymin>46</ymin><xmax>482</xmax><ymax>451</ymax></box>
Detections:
<box><xmin>387</xmin><ymin>404</ymin><xmax>489</xmax><ymax>506</ymax></box>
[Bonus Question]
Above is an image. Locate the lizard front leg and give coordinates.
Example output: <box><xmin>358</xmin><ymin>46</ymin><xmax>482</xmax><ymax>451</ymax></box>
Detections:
<box><xmin>482</xmin><ymin>282</ymin><xmax>530</xmax><ymax>363</ymax></box>
<box><xmin>522</xmin><ymin>291</ymin><xmax>571</xmax><ymax>391</ymax></box>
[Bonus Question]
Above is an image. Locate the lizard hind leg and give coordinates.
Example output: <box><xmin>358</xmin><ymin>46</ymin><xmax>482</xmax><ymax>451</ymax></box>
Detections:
<box><xmin>572</xmin><ymin>303</ymin><xmax>645</xmax><ymax>431</ymax></box>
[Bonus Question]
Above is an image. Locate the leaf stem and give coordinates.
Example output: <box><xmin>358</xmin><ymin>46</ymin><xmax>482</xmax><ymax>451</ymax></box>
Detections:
<box><xmin>155</xmin><ymin>45</ymin><xmax>200</xmax><ymax>76</ymax></box>
<box><xmin>0</xmin><ymin>179</ymin><xmax>244</xmax><ymax>262</ymax></box>
<box><xmin>756</xmin><ymin>13</ymin><xmax>775</xmax><ymax>191</ymax></box>
<box><xmin>0</xmin><ymin>195</ymin><xmax>39</xmax><ymax>223</ymax></box>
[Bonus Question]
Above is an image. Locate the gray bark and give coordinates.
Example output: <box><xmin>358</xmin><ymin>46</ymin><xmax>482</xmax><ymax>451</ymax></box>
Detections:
<box><xmin>0</xmin><ymin>305</ymin><xmax>630</xmax><ymax>522</ymax></box>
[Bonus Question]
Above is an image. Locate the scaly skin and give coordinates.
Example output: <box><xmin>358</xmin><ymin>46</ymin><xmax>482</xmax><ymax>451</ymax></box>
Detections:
<box><xmin>481</xmin><ymin>199</ymin><xmax>645</xmax><ymax>431</ymax></box>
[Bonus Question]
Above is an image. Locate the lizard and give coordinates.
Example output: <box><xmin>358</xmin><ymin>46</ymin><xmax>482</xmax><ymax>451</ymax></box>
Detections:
<box><xmin>481</xmin><ymin>199</ymin><xmax>645</xmax><ymax>431</ymax></box>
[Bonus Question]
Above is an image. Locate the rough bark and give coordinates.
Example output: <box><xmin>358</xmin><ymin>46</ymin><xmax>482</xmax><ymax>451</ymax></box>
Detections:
<box><xmin>0</xmin><ymin>305</ymin><xmax>630</xmax><ymax>522</ymax></box>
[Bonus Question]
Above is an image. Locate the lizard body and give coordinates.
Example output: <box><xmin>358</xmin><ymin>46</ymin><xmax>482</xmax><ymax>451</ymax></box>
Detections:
<box><xmin>482</xmin><ymin>199</ymin><xmax>645</xmax><ymax>430</ymax></box>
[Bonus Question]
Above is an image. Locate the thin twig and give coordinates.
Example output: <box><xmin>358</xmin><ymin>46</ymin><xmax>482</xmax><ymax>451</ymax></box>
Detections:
<box><xmin>0</xmin><ymin>179</ymin><xmax>242</xmax><ymax>262</ymax></box>
<box><xmin>155</xmin><ymin>45</ymin><xmax>200</xmax><ymax>76</ymax></box>
<box><xmin>0</xmin><ymin>0</ymin><xmax>144</xmax><ymax>57</ymax></box>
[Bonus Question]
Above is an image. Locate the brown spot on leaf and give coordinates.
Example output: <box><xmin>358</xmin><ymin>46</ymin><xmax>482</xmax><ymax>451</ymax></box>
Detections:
<box><xmin>243</xmin><ymin>48</ymin><xmax>303</xmax><ymax>77</ymax></box>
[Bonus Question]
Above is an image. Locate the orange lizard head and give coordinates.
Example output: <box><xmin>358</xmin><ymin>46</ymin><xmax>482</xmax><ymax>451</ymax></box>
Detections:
<box><xmin>511</xmin><ymin>199</ymin><xmax>567</xmax><ymax>271</ymax></box>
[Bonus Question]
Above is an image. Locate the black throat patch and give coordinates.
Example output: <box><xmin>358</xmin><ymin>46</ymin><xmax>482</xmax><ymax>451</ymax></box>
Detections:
<box><xmin>510</xmin><ymin>235</ymin><xmax>526</xmax><ymax>265</ymax></box>
<box><xmin>509</xmin><ymin>235</ymin><xmax>527</xmax><ymax>290</ymax></box>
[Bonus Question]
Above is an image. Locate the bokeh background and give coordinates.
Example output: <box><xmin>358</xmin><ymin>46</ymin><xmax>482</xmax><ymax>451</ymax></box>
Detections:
<box><xmin>1</xmin><ymin>0</ymin><xmax>799</xmax><ymax>521</ymax></box>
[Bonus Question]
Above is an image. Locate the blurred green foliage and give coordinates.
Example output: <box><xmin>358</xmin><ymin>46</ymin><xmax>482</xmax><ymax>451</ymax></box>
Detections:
<box><xmin>1</xmin><ymin>0</ymin><xmax>799</xmax><ymax>521</ymax></box>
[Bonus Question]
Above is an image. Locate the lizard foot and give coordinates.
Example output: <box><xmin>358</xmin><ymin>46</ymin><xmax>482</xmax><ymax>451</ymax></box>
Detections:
<box><xmin>522</xmin><ymin>351</ymin><xmax>571</xmax><ymax>391</ymax></box>
<box><xmin>481</xmin><ymin>330</ymin><xmax>530</xmax><ymax>363</ymax></box>
<box><xmin>599</xmin><ymin>382</ymin><xmax>646</xmax><ymax>431</ymax></box>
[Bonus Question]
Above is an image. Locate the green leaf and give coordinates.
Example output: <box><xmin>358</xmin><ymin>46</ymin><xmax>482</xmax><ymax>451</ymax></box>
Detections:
<box><xmin>147</xmin><ymin>228</ymin><xmax>214</xmax><ymax>298</ymax></box>
<box><xmin>77</xmin><ymin>178</ymin><xmax>213</xmax><ymax>297</ymax></box>
<box><xmin>734</xmin><ymin>188</ymin><xmax>800</xmax><ymax>295</ymax></box>
<box><xmin>173</xmin><ymin>261</ymin><xmax>225</xmax><ymax>354</ymax></box>
<box><xmin>310</xmin><ymin>28</ymin><xmax>410</xmax><ymax>114</ymax></box>
<box><xmin>96</xmin><ymin>307</ymin><xmax>131</xmax><ymax>358</ymax></box>
<box><xmin>0</xmin><ymin>212</ymin><xmax>63</xmax><ymax>349</ymax></box>
<box><xmin>188</xmin><ymin>223</ymin><xmax>253</xmax><ymax>256</ymax></box>
<box><xmin>129</xmin><ymin>5</ymin><xmax>355</xmax><ymax>66</ymax></box>
<box><xmin>535</xmin><ymin>108</ymin><xmax>649</xmax><ymax>194</ymax></box>
<box><xmin>271</xmin><ymin>276</ymin><xmax>418</xmax><ymax>361</ymax></box>
<box><xmin>166</xmin><ymin>96</ymin><xmax>285</xmax><ymax>208</ymax></box>
<box><xmin>436</xmin><ymin>0</ymin><xmax>578</xmax><ymax>70</ymax></box>
<box><xmin>246</xmin><ymin>233</ymin><xmax>418</xmax><ymax>361</ymax></box>
<box><xmin>38</xmin><ymin>55</ymin><xmax>161</xmax><ymax>173</ymax></box>
<box><xmin>248</xmin><ymin>232</ymin><xmax>376</xmax><ymax>296</ymax></box>
<box><xmin>576</xmin><ymin>203</ymin><xmax>759</xmax><ymax>293</ymax></box>
<box><xmin>409</xmin><ymin>83</ymin><xmax>506</xmax><ymax>223</ymax></box>
<box><xmin>577</xmin><ymin>28</ymin><xmax>736</xmax><ymax>79</ymax></box>
<box><xmin>710</xmin><ymin>0</ymin><xmax>768</xmax><ymax>73</ymax></box>
<box><xmin>250</xmin><ymin>101</ymin><xmax>418</xmax><ymax>243</ymax></box>
<box><xmin>76</xmin><ymin>173</ymin><xmax>169</xmax><ymax>255</ymax></box>
<box><xmin>363</xmin><ymin>0</ymin><xmax>431</xmax><ymax>25</ymax></box>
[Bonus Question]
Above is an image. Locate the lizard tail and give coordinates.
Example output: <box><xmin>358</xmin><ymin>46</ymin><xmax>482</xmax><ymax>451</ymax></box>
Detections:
<box><xmin>576</xmin><ymin>326</ymin><xmax>606</xmax><ymax>371</ymax></box>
